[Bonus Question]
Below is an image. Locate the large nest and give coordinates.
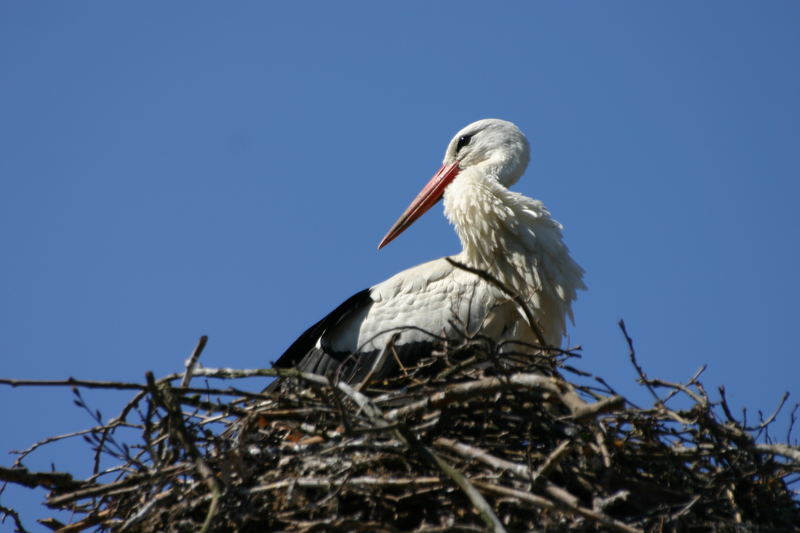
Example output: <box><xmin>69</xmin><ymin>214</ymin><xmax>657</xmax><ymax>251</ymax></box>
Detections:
<box><xmin>1</xmin><ymin>325</ymin><xmax>799</xmax><ymax>532</ymax></box>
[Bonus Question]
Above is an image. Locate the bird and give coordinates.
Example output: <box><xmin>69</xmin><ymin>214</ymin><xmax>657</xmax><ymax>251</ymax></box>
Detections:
<box><xmin>271</xmin><ymin>119</ymin><xmax>585</xmax><ymax>386</ymax></box>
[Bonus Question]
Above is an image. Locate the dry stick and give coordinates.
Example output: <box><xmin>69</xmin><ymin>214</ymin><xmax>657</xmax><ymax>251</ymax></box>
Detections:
<box><xmin>593</xmin><ymin>490</ymin><xmax>631</xmax><ymax>512</ymax></box>
<box><xmin>570</xmin><ymin>394</ymin><xmax>625</xmax><ymax>421</ymax></box>
<box><xmin>0</xmin><ymin>505</ymin><xmax>30</xmax><ymax>533</ymax></box>
<box><xmin>532</xmin><ymin>439</ymin><xmax>573</xmax><ymax>482</ymax></box>
<box><xmin>698</xmin><ymin>400</ymin><xmax>784</xmax><ymax>450</ymax></box>
<box><xmin>591</xmin><ymin>427</ymin><xmax>613</xmax><ymax>469</ymax></box>
<box><xmin>718</xmin><ymin>386</ymin><xmax>738</xmax><ymax>424</ymax></box>
<box><xmin>660</xmin><ymin>365</ymin><xmax>707</xmax><ymax>404</ymax></box>
<box><xmin>0</xmin><ymin>377</ymin><xmax>145</xmax><ymax>390</ymax></box>
<box><xmin>96</xmin><ymin>387</ymin><xmax>153</xmax><ymax>474</ymax></box>
<box><xmin>247</xmin><ymin>476</ymin><xmax>442</xmax><ymax>493</ymax></box>
<box><xmin>145</xmin><ymin>372</ymin><xmax>220</xmax><ymax>533</ymax></box>
<box><xmin>332</xmin><ymin>382</ymin><xmax>507</xmax><ymax>533</ymax></box>
<box><xmin>756</xmin><ymin>443</ymin><xmax>800</xmax><ymax>463</ymax></box>
<box><xmin>435</xmin><ymin>437</ymin><xmax>531</xmax><ymax>480</ymax></box>
<box><xmin>435</xmin><ymin>352</ymin><xmax>483</xmax><ymax>380</ymax></box>
<box><xmin>49</xmin><ymin>508</ymin><xmax>114</xmax><ymax>533</ymax></box>
<box><xmin>46</xmin><ymin>463</ymin><xmax>191</xmax><ymax>507</ymax></box>
<box><xmin>725</xmin><ymin>485</ymin><xmax>743</xmax><ymax>523</ymax></box>
<box><xmin>435</xmin><ymin>438</ymin><xmax>578</xmax><ymax>507</ymax></box>
<box><xmin>10</xmin><ymin>421</ymin><xmax>137</xmax><ymax>468</ymax></box>
<box><xmin>0</xmin><ymin>368</ymin><xmax>282</xmax><ymax>392</ymax></box>
<box><xmin>385</xmin><ymin>373</ymin><xmax>601</xmax><ymax>421</ymax></box>
<box><xmin>666</xmin><ymin>494</ymin><xmax>702</xmax><ymax>522</ymax></box>
<box><xmin>472</xmin><ymin>481</ymin><xmax>642</xmax><ymax>533</ymax></box>
<box><xmin>445</xmin><ymin>257</ymin><xmax>548</xmax><ymax>348</ymax></box>
<box><xmin>173</xmin><ymin>367</ymin><xmax>280</xmax><ymax>381</ymax></box>
<box><xmin>751</xmin><ymin>392</ymin><xmax>790</xmax><ymax>432</ymax></box>
<box><xmin>618</xmin><ymin>320</ymin><xmax>662</xmax><ymax>404</ymax></box>
<box><xmin>422</xmin><ymin>444</ymin><xmax>508</xmax><ymax>533</ymax></box>
<box><xmin>3</xmin><ymin>363</ymin><xmax>295</xmax><ymax>472</ymax></box>
<box><xmin>355</xmin><ymin>333</ymin><xmax>400</xmax><ymax>392</ymax></box>
<box><xmin>175</xmin><ymin>394</ymin><xmax>249</xmax><ymax>418</ymax></box>
<box><xmin>119</xmin><ymin>489</ymin><xmax>176</xmax><ymax>532</ymax></box>
<box><xmin>180</xmin><ymin>335</ymin><xmax>209</xmax><ymax>388</ymax></box>
<box><xmin>0</xmin><ymin>466</ymin><xmax>80</xmax><ymax>491</ymax></box>
<box><xmin>471</xmin><ymin>479</ymin><xmax>557</xmax><ymax>509</ymax></box>
<box><xmin>786</xmin><ymin>403</ymin><xmax>799</xmax><ymax>443</ymax></box>
<box><xmin>647</xmin><ymin>378</ymin><xmax>707</xmax><ymax>407</ymax></box>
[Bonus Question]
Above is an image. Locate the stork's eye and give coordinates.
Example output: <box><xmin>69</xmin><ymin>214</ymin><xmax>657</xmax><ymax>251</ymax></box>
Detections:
<box><xmin>456</xmin><ymin>134</ymin><xmax>472</xmax><ymax>153</ymax></box>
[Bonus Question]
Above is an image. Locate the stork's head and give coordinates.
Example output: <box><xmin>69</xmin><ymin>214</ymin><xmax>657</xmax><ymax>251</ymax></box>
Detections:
<box><xmin>378</xmin><ymin>118</ymin><xmax>530</xmax><ymax>249</ymax></box>
<box><xmin>443</xmin><ymin>118</ymin><xmax>530</xmax><ymax>188</ymax></box>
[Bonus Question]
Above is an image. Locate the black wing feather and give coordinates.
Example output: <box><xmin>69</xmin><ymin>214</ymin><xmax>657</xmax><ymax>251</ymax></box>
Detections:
<box><xmin>272</xmin><ymin>288</ymin><xmax>372</xmax><ymax>369</ymax></box>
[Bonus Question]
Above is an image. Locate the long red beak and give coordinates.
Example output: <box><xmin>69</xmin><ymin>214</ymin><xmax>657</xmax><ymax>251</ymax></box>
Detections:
<box><xmin>378</xmin><ymin>162</ymin><xmax>461</xmax><ymax>249</ymax></box>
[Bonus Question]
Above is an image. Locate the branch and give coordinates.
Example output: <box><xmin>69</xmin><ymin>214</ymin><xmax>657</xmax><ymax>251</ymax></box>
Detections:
<box><xmin>180</xmin><ymin>335</ymin><xmax>209</xmax><ymax>388</ymax></box>
<box><xmin>0</xmin><ymin>466</ymin><xmax>81</xmax><ymax>491</ymax></box>
<box><xmin>0</xmin><ymin>377</ymin><xmax>144</xmax><ymax>390</ymax></box>
<box><xmin>618</xmin><ymin>320</ymin><xmax>661</xmax><ymax>403</ymax></box>
<box><xmin>446</xmin><ymin>257</ymin><xmax>549</xmax><ymax>348</ymax></box>
<box><xmin>46</xmin><ymin>463</ymin><xmax>191</xmax><ymax>507</ymax></box>
<box><xmin>331</xmin><ymin>382</ymin><xmax>507</xmax><ymax>532</ymax></box>
<box><xmin>0</xmin><ymin>505</ymin><xmax>30</xmax><ymax>533</ymax></box>
<box><xmin>756</xmin><ymin>443</ymin><xmax>800</xmax><ymax>464</ymax></box>
<box><xmin>145</xmin><ymin>373</ymin><xmax>220</xmax><ymax>533</ymax></box>
<box><xmin>472</xmin><ymin>481</ymin><xmax>642</xmax><ymax>533</ymax></box>
<box><xmin>385</xmin><ymin>373</ymin><xmax>598</xmax><ymax>421</ymax></box>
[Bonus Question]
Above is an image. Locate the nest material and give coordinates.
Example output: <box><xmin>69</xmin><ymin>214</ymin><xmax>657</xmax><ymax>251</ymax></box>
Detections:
<box><xmin>1</xmin><ymin>328</ymin><xmax>799</xmax><ymax>532</ymax></box>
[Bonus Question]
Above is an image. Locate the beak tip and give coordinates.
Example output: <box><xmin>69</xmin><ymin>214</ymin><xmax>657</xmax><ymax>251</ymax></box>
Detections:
<box><xmin>376</xmin><ymin>161</ymin><xmax>459</xmax><ymax>253</ymax></box>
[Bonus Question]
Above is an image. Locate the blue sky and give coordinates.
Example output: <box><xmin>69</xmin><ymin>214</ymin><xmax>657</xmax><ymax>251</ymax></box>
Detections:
<box><xmin>2</xmin><ymin>2</ymin><xmax>799</xmax><ymax>529</ymax></box>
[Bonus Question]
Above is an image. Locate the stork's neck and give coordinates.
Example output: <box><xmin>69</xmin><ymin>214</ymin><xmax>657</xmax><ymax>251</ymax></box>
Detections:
<box><xmin>443</xmin><ymin>169</ymin><xmax>533</xmax><ymax>288</ymax></box>
<box><xmin>443</xmin><ymin>168</ymin><xmax>586</xmax><ymax>344</ymax></box>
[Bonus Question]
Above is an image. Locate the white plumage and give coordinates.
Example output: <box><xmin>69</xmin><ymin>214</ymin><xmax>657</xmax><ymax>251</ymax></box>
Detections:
<box><xmin>273</xmin><ymin>119</ymin><xmax>585</xmax><ymax>384</ymax></box>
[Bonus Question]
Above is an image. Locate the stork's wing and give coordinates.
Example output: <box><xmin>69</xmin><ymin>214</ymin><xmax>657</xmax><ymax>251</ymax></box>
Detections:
<box><xmin>267</xmin><ymin>261</ymin><xmax>455</xmax><ymax>387</ymax></box>
<box><xmin>267</xmin><ymin>257</ymin><xmax>527</xmax><ymax>389</ymax></box>
<box><xmin>271</xmin><ymin>287</ymin><xmax>373</xmax><ymax>372</ymax></box>
<box><xmin>266</xmin><ymin>289</ymin><xmax>372</xmax><ymax>391</ymax></box>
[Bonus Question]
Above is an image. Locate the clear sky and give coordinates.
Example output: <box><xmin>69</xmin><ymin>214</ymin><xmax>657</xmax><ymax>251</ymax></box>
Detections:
<box><xmin>2</xmin><ymin>2</ymin><xmax>798</xmax><ymax>529</ymax></box>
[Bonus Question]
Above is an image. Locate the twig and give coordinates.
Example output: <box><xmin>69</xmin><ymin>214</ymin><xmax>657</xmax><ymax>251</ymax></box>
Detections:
<box><xmin>756</xmin><ymin>443</ymin><xmax>800</xmax><ymax>463</ymax></box>
<box><xmin>145</xmin><ymin>372</ymin><xmax>220</xmax><ymax>533</ymax></box>
<box><xmin>0</xmin><ymin>466</ymin><xmax>80</xmax><ymax>491</ymax></box>
<box><xmin>569</xmin><ymin>394</ymin><xmax>625</xmax><ymax>421</ymax></box>
<box><xmin>247</xmin><ymin>476</ymin><xmax>442</xmax><ymax>493</ymax></box>
<box><xmin>665</xmin><ymin>494</ymin><xmax>701</xmax><ymax>522</ymax></box>
<box><xmin>718</xmin><ymin>386</ymin><xmax>737</xmax><ymax>423</ymax></box>
<box><xmin>181</xmin><ymin>335</ymin><xmax>209</xmax><ymax>388</ymax></box>
<box><xmin>10</xmin><ymin>422</ymin><xmax>136</xmax><ymax>467</ymax></box>
<box><xmin>0</xmin><ymin>378</ymin><xmax>145</xmax><ymax>390</ymax></box>
<box><xmin>593</xmin><ymin>490</ymin><xmax>630</xmax><ymax>511</ymax></box>
<box><xmin>647</xmin><ymin>378</ymin><xmax>707</xmax><ymax>407</ymax></box>
<box><xmin>435</xmin><ymin>437</ymin><xmax>530</xmax><ymax>479</ymax></box>
<box><xmin>748</xmin><ymin>392</ymin><xmax>790</xmax><ymax>432</ymax></box>
<box><xmin>46</xmin><ymin>463</ymin><xmax>191</xmax><ymax>507</ymax></box>
<box><xmin>659</xmin><ymin>365</ymin><xmax>706</xmax><ymax>404</ymax></box>
<box><xmin>385</xmin><ymin>373</ymin><xmax>592</xmax><ymax>421</ymax></box>
<box><xmin>618</xmin><ymin>320</ymin><xmax>661</xmax><ymax>403</ymax></box>
<box><xmin>532</xmin><ymin>439</ymin><xmax>572</xmax><ymax>482</ymax></box>
<box><xmin>355</xmin><ymin>333</ymin><xmax>400</xmax><ymax>391</ymax></box>
<box><xmin>422</xmin><ymin>444</ymin><xmax>507</xmax><ymax>533</ymax></box>
<box><xmin>1</xmin><ymin>504</ymin><xmax>31</xmax><ymax>533</ymax></box>
<box><xmin>472</xmin><ymin>480</ymin><xmax>642</xmax><ymax>533</ymax></box>
<box><xmin>331</xmin><ymin>383</ymin><xmax>506</xmax><ymax>533</ymax></box>
<box><xmin>48</xmin><ymin>508</ymin><xmax>113</xmax><ymax>533</ymax></box>
<box><xmin>446</xmin><ymin>257</ymin><xmax>548</xmax><ymax>348</ymax></box>
<box><xmin>435</xmin><ymin>437</ymin><xmax>578</xmax><ymax>506</ymax></box>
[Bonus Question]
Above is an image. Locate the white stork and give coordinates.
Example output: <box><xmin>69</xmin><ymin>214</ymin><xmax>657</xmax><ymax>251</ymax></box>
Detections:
<box><xmin>272</xmin><ymin>118</ymin><xmax>585</xmax><ymax>385</ymax></box>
